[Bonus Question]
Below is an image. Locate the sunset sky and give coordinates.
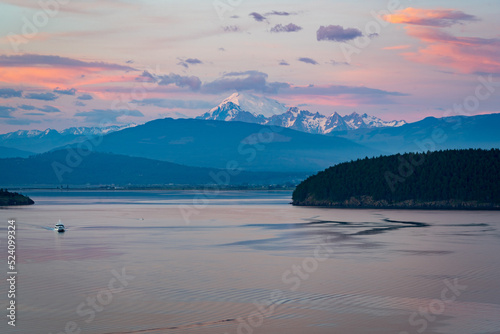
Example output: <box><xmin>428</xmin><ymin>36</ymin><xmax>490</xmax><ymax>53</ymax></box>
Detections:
<box><xmin>0</xmin><ymin>0</ymin><xmax>499</xmax><ymax>132</ymax></box>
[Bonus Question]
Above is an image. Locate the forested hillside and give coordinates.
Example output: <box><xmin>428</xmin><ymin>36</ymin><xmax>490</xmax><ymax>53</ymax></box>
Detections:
<box><xmin>293</xmin><ymin>149</ymin><xmax>500</xmax><ymax>209</ymax></box>
<box><xmin>0</xmin><ymin>189</ymin><xmax>34</xmax><ymax>206</ymax></box>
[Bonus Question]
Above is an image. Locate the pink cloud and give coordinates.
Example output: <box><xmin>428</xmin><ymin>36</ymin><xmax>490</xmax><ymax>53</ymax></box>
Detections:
<box><xmin>402</xmin><ymin>27</ymin><xmax>500</xmax><ymax>74</ymax></box>
<box><xmin>383</xmin><ymin>45</ymin><xmax>412</xmax><ymax>50</ymax></box>
<box><xmin>383</xmin><ymin>8</ymin><xmax>499</xmax><ymax>74</ymax></box>
<box><xmin>383</xmin><ymin>8</ymin><xmax>478</xmax><ymax>27</ymax></box>
<box><xmin>1</xmin><ymin>0</ymin><xmax>139</xmax><ymax>15</ymax></box>
<box><xmin>0</xmin><ymin>54</ymin><xmax>138</xmax><ymax>90</ymax></box>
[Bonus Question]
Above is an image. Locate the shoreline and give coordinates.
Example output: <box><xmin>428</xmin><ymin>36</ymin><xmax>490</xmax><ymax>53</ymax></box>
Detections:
<box><xmin>7</xmin><ymin>187</ymin><xmax>295</xmax><ymax>192</ymax></box>
<box><xmin>292</xmin><ymin>200</ymin><xmax>500</xmax><ymax>211</ymax></box>
<box><xmin>292</xmin><ymin>205</ymin><xmax>500</xmax><ymax>211</ymax></box>
<box><xmin>0</xmin><ymin>189</ymin><xmax>34</xmax><ymax>206</ymax></box>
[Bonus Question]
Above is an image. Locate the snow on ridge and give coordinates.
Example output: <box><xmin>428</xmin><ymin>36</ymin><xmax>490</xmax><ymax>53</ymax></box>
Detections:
<box><xmin>199</xmin><ymin>93</ymin><xmax>407</xmax><ymax>134</ymax></box>
<box><xmin>209</xmin><ymin>92</ymin><xmax>288</xmax><ymax>118</ymax></box>
<box><xmin>1</xmin><ymin>125</ymin><xmax>135</xmax><ymax>139</ymax></box>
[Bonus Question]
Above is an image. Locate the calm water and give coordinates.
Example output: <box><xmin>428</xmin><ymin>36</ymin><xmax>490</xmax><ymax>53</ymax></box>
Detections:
<box><xmin>1</xmin><ymin>190</ymin><xmax>499</xmax><ymax>334</ymax></box>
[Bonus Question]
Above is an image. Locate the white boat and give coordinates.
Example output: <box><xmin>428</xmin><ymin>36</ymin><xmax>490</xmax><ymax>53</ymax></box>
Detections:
<box><xmin>54</xmin><ymin>220</ymin><xmax>65</xmax><ymax>232</ymax></box>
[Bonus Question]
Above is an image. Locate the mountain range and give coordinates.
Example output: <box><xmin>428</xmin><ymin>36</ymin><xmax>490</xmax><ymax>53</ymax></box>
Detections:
<box><xmin>0</xmin><ymin>125</ymin><xmax>133</xmax><ymax>154</ymax></box>
<box><xmin>197</xmin><ymin>92</ymin><xmax>406</xmax><ymax>134</ymax></box>
<box><xmin>0</xmin><ymin>93</ymin><xmax>405</xmax><ymax>157</ymax></box>
<box><xmin>0</xmin><ymin>116</ymin><xmax>379</xmax><ymax>186</ymax></box>
<box><xmin>0</xmin><ymin>93</ymin><xmax>499</xmax><ymax>186</ymax></box>
<box><xmin>77</xmin><ymin>118</ymin><xmax>378</xmax><ymax>172</ymax></box>
<box><xmin>0</xmin><ymin>150</ymin><xmax>305</xmax><ymax>187</ymax></box>
<box><xmin>0</xmin><ymin>146</ymin><xmax>33</xmax><ymax>159</ymax></box>
<box><xmin>337</xmin><ymin>113</ymin><xmax>500</xmax><ymax>153</ymax></box>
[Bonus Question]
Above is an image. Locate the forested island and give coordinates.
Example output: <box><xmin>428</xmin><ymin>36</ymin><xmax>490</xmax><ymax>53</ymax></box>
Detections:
<box><xmin>0</xmin><ymin>189</ymin><xmax>34</xmax><ymax>206</ymax></box>
<box><xmin>292</xmin><ymin>149</ymin><xmax>500</xmax><ymax>210</ymax></box>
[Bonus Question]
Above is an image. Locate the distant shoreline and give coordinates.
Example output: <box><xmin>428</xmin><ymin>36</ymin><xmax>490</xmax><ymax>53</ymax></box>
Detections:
<box><xmin>292</xmin><ymin>199</ymin><xmax>500</xmax><ymax>211</ymax></box>
<box><xmin>0</xmin><ymin>189</ymin><xmax>34</xmax><ymax>206</ymax></box>
<box><xmin>8</xmin><ymin>187</ymin><xmax>295</xmax><ymax>192</ymax></box>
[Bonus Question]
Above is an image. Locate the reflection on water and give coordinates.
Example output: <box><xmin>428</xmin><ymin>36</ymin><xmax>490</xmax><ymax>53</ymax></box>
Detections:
<box><xmin>1</xmin><ymin>191</ymin><xmax>499</xmax><ymax>334</ymax></box>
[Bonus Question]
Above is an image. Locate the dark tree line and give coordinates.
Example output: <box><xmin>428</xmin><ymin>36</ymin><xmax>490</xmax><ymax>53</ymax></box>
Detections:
<box><xmin>292</xmin><ymin>149</ymin><xmax>500</xmax><ymax>206</ymax></box>
<box><xmin>0</xmin><ymin>188</ymin><xmax>34</xmax><ymax>206</ymax></box>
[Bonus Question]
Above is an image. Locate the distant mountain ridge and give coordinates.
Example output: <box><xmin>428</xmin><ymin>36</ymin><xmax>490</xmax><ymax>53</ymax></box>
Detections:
<box><xmin>0</xmin><ymin>146</ymin><xmax>33</xmax><ymax>158</ymax></box>
<box><xmin>2</xmin><ymin>125</ymin><xmax>133</xmax><ymax>139</ymax></box>
<box><xmin>337</xmin><ymin>113</ymin><xmax>500</xmax><ymax>154</ymax></box>
<box><xmin>197</xmin><ymin>92</ymin><xmax>406</xmax><ymax>134</ymax></box>
<box><xmin>0</xmin><ymin>125</ymin><xmax>134</xmax><ymax>154</ymax></box>
<box><xmin>0</xmin><ymin>150</ymin><xmax>306</xmax><ymax>186</ymax></box>
<box><xmin>68</xmin><ymin>118</ymin><xmax>379</xmax><ymax>172</ymax></box>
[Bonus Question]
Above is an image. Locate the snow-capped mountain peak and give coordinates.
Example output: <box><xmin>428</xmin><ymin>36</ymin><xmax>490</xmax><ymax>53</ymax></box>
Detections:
<box><xmin>360</xmin><ymin>113</ymin><xmax>407</xmax><ymax>128</ymax></box>
<box><xmin>209</xmin><ymin>92</ymin><xmax>288</xmax><ymax>118</ymax></box>
<box><xmin>217</xmin><ymin>92</ymin><xmax>244</xmax><ymax>109</ymax></box>
<box><xmin>197</xmin><ymin>93</ymin><xmax>407</xmax><ymax>134</ymax></box>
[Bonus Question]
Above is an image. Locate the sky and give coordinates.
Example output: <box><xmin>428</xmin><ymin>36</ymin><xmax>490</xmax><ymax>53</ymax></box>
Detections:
<box><xmin>0</xmin><ymin>0</ymin><xmax>499</xmax><ymax>133</ymax></box>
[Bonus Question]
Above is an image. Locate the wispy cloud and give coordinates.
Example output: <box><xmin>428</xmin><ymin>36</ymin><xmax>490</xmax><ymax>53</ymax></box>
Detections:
<box><xmin>383</xmin><ymin>45</ymin><xmax>412</xmax><ymax>50</ymax></box>
<box><xmin>4</xmin><ymin>118</ymin><xmax>41</xmax><ymax>125</ymax></box>
<box><xmin>384</xmin><ymin>9</ymin><xmax>499</xmax><ymax>74</ymax></box>
<box><xmin>202</xmin><ymin>70</ymin><xmax>290</xmax><ymax>94</ymax></box>
<box><xmin>1</xmin><ymin>0</ymin><xmax>140</xmax><ymax>15</ymax></box>
<box><xmin>277</xmin><ymin>84</ymin><xmax>409</xmax><ymax>106</ymax></box>
<box><xmin>270</xmin><ymin>23</ymin><xmax>302</xmax><ymax>33</ymax></box>
<box><xmin>75</xmin><ymin>109</ymin><xmax>144</xmax><ymax>123</ymax></box>
<box><xmin>23</xmin><ymin>113</ymin><xmax>45</xmax><ymax>116</ymax></box>
<box><xmin>248</xmin><ymin>10</ymin><xmax>298</xmax><ymax>24</ymax></box>
<box><xmin>77</xmin><ymin>94</ymin><xmax>93</xmax><ymax>101</ymax></box>
<box><xmin>403</xmin><ymin>27</ymin><xmax>500</xmax><ymax>74</ymax></box>
<box><xmin>25</xmin><ymin>92</ymin><xmax>59</xmax><ymax>101</ymax></box>
<box><xmin>0</xmin><ymin>88</ymin><xmax>23</xmax><ymax>99</ymax></box>
<box><xmin>383</xmin><ymin>8</ymin><xmax>479</xmax><ymax>27</ymax></box>
<box><xmin>0</xmin><ymin>54</ymin><xmax>137</xmax><ymax>91</ymax></box>
<box><xmin>249</xmin><ymin>12</ymin><xmax>267</xmax><ymax>22</ymax></box>
<box><xmin>280</xmin><ymin>84</ymin><xmax>408</xmax><ymax>97</ymax></box>
<box><xmin>298</xmin><ymin>57</ymin><xmax>319</xmax><ymax>65</ymax></box>
<box><xmin>0</xmin><ymin>54</ymin><xmax>136</xmax><ymax>71</ymax></box>
<box><xmin>317</xmin><ymin>25</ymin><xmax>363</xmax><ymax>42</ymax></box>
<box><xmin>19</xmin><ymin>104</ymin><xmax>35</xmax><ymax>110</ymax></box>
<box><xmin>223</xmin><ymin>25</ymin><xmax>240</xmax><ymax>33</ymax></box>
<box><xmin>54</xmin><ymin>87</ymin><xmax>77</xmax><ymax>95</ymax></box>
<box><xmin>132</xmin><ymin>98</ymin><xmax>213</xmax><ymax>109</ymax></box>
<box><xmin>328</xmin><ymin>60</ymin><xmax>350</xmax><ymax>66</ymax></box>
<box><xmin>140</xmin><ymin>71</ymin><xmax>202</xmax><ymax>91</ymax></box>
<box><xmin>37</xmin><ymin>105</ymin><xmax>61</xmax><ymax>113</ymax></box>
<box><xmin>185</xmin><ymin>58</ymin><xmax>203</xmax><ymax>65</ymax></box>
<box><xmin>177</xmin><ymin>58</ymin><xmax>203</xmax><ymax>69</ymax></box>
<box><xmin>0</xmin><ymin>106</ymin><xmax>15</xmax><ymax>118</ymax></box>
<box><xmin>265</xmin><ymin>10</ymin><xmax>297</xmax><ymax>16</ymax></box>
